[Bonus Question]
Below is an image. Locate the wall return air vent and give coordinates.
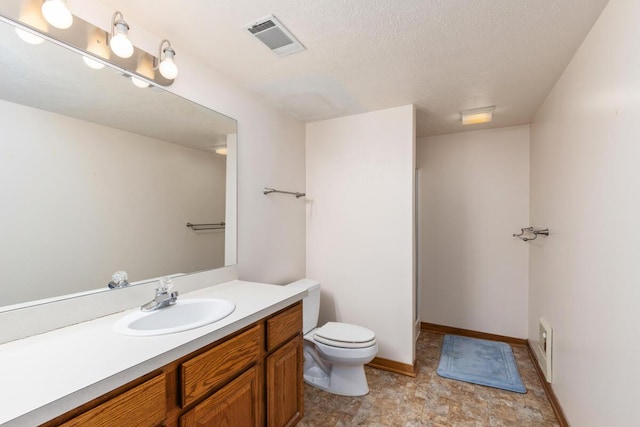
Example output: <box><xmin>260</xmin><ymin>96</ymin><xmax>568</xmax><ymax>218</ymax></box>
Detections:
<box><xmin>245</xmin><ymin>15</ymin><xmax>305</xmax><ymax>56</ymax></box>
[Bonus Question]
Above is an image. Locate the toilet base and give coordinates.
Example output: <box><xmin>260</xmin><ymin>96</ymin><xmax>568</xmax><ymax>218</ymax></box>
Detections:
<box><xmin>304</xmin><ymin>363</ymin><xmax>370</xmax><ymax>396</ymax></box>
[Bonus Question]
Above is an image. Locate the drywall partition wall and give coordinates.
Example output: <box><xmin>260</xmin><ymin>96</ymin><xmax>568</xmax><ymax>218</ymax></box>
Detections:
<box><xmin>529</xmin><ymin>0</ymin><xmax>639</xmax><ymax>425</ymax></box>
<box><xmin>417</xmin><ymin>126</ymin><xmax>530</xmax><ymax>338</ymax></box>
<box><xmin>70</xmin><ymin>2</ymin><xmax>306</xmax><ymax>285</ymax></box>
<box><xmin>0</xmin><ymin>98</ymin><xmax>225</xmax><ymax>304</ymax></box>
<box><xmin>306</xmin><ymin>105</ymin><xmax>416</xmax><ymax>365</ymax></box>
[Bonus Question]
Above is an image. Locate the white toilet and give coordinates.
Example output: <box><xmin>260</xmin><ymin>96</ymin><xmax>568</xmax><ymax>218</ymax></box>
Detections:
<box><xmin>287</xmin><ymin>279</ymin><xmax>378</xmax><ymax>396</ymax></box>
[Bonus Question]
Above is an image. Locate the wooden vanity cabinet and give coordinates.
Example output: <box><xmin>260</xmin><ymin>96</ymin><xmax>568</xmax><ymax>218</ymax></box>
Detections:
<box><xmin>265</xmin><ymin>304</ymin><xmax>304</xmax><ymax>427</ymax></box>
<box><xmin>180</xmin><ymin>303</ymin><xmax>303</xmax><ymax>427</ymax></box>
<box><xmin>179</xmin><ymin>324</ymin><xmax>265</xmax><ymax>427</ymax></box>
<box><xmin>181</xmin><ymin>324</ymin><xmax>264</xmax><ymax>408</ymax></box>
<box><xmin>266</xmin><ymin>336</ymin><xmax>303</xmax><ymax>427</ymax></box>
<box><xmin>180</xmin><ymin>366</ymin><xmax>262</xmax><ymax>427</ymax></box>
<box><xmin>42</xmin><ymin>302</ymin><xmax>303</xmax><ymax>427</ymax></box>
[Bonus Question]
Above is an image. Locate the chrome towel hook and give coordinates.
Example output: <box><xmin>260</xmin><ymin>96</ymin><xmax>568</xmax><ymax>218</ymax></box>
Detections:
<box><xmin>513</xmin><ymin>227</ymin><xmax>549</xmax><ymax>242</ymax></box>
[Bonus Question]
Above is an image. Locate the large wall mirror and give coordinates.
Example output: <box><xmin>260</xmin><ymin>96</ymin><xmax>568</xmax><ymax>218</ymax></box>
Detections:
<box><xmin>0</xmin><ymin>14</ymin><xmax>237</xmax><ymax>309</ymax></box>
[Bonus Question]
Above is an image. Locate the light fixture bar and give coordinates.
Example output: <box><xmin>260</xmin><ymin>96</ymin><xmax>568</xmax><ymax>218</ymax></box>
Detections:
<box><xmin>0</xmin><ymin>0</ymin><xmax>175</xmax><ymax>86</ymax></box>
<box><xmin>460</xmin><ymin>106</ymin><xmax>496</xmax><ymax>125</ymax></box>
<box><xmin>15</xmin><ymin>0</ymin><xmax>46</xmax><ymax>44</ymax></box>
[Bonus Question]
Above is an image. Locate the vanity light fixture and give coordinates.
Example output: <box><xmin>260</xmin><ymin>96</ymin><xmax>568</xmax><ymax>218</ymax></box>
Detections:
<box><xmin>156</xmin><ymin>39</ymin><xmax>178</xmax><ymax>80</ymax></box>
<box><xmin>15</xmin><ymin>0</ymin><xmax>48</xmax><ymax>44</ymax></box>
<box><xmin>130</xmin><ymin>55</ymin><xmax>154</xmax><ymax>88</ymax></box>
<box><xmin>6</xmin><ymin>5</ymin><xmax>176</xmax><ymax>87</ymax></box>
<box><xmin>460</xmin><ymin>106</ymin><xmax>496</xmax><ymax>125</ymax></box>
<box><xmin>41</xmin><ymin>0</ymin><xmax>73</xmax><ymax>30</ymax></box>
<box><xmin>83</xmin><ymin>56</ymin><xmax>104</xmax><ymax>70</ymax></box>
<box><xmin>109</xmin><ymin>11</ymin><xmax>133</xmax><ymax>58</ymax></box>
<box><xmin>82</xmin><ymin>28</ymin><xmax>109</xmax><ymax>70</ymax></box>
<box><xmin>130</xmin><ymin>76</ymin><xmax>149</xmax><ymax>88</ymax></box>
<box><xmin>15</xmin><ymin>27</ymin><xmax>44</xmax><ymax>44</ymax></box>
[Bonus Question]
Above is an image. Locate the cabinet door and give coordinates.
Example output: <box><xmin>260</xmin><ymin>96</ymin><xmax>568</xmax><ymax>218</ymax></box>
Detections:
<box><xmin>266</xmin><ymin>335</ymin><xmax>303</xmax><ymax>427</ymax></box>
<box><xmin>181</xmin><ymin>366</ymin><xmax>262</xmax><ymax>427</ymax></box>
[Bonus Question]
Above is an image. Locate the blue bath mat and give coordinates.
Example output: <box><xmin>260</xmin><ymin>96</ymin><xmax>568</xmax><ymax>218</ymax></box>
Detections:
<box><xmin>437</xmin><ymin>335</ymin><xmax>526</xmax><ymax>393</ymax></box>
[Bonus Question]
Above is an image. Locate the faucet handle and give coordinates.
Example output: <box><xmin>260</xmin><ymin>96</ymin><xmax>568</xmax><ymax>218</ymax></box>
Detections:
<box><xmin>112</xmin><ymin>271</ymin><xmax>128</xmax><ymax>283</ymax></box>
<box><xmin>108</xmin><ymin>271</ymin><xmax>129</xmax><ymax>289</ymax></box>
<box><xmin>156</xmin><ymin>276</ymin><xmax>173</xmax><ymax>293</ymax></box>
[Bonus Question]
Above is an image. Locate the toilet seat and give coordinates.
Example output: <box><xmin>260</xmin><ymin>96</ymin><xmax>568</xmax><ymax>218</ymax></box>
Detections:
<box><xmin>313</xmin><ymin>322</ymin><xmax>376</xmax><ymax>349</ymax></box>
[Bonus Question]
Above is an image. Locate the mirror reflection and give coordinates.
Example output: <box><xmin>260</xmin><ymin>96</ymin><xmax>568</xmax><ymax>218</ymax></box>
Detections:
<box><xmin>0</xmin><ymin>18</ymin><xmax>237</xmax><ymax>308</ymax></box>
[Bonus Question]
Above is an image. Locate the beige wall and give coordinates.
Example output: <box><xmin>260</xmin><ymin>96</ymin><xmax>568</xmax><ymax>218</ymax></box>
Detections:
<box><xmin>417</xmin><ymin>126</ymin><xmax>530</xmax><ymax>338</ymax></box>
<box><xmin>529</xmin><ymin>0</ymin><xmax>640</xmax><ymax>425</ymax></box>
<box><xmin>306</xmin><ymin>105</ymin><xmax>416</xmax><ymax>365</ymax></box>
<box><xmin>72</xmin><ymin>1</ymin><xmax>307</xmax><ymax>286</ymax></box>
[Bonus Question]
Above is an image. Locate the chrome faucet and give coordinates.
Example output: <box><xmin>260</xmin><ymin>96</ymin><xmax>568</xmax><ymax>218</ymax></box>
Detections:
<box><xmin>108</xmin><ymin>271</ymin><xmax>130</xmax><ymax>289</ymax></box>
<box><xmin>141</xmin><ymin>277</ymin><xmax>179</xmax><ymax>312</ymax></box>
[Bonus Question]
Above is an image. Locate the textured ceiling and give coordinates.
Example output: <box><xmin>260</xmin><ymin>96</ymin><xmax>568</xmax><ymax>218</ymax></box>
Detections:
<box><xmin>96</xmin><ymin>0</ymin><xmax>609</xmax><ymax>137</ymax></box>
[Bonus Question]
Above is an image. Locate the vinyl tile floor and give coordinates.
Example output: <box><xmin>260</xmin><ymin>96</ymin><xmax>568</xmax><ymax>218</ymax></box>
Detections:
<box><xmin>298</xmin><ymin>331</ymin><xmax>560</xmax><ymax>427</ymax></box>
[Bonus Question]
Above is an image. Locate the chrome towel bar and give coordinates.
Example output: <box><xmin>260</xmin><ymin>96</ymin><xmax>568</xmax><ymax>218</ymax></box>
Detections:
<box><xmin>263</xmin><ymin>187</ymin><xmax>305</xmax><ymax>198</ymax></box>
<box><xmin>186</xmin><ymin>222</ymin><xmax>225</xmax><ymax>230</ymax></box>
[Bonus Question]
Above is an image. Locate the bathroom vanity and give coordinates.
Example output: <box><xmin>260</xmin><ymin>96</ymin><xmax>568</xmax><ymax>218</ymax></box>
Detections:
<box><xmin>0</xmin><ymin>281</ymin><xmax>305</xmax><ymax>427</ymax></box>
<box><xmin>0</xmin><ymin>5</ymin><xmax>304</xmax><ymax>426</ymax></box>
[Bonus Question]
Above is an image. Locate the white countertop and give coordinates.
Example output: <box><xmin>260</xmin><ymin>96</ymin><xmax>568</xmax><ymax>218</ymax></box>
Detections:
<box><xmin>0</xmin><ymin>280</ymin><xmax>305</xmax><ymax>426</ymax></box>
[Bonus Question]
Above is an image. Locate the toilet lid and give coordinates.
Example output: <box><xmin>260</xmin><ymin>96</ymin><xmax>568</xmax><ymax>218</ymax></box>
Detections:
<box><xmin>313</xmin><ymin>322</ymin><xmax>376</xmax><ymax>349</ymax></box>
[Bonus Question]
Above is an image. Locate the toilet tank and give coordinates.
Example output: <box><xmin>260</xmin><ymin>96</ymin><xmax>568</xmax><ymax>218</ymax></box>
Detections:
<box><xmin>286</xmin><ymin>279</ymin><xmax>321</xmax><ymax>334</ymax></box>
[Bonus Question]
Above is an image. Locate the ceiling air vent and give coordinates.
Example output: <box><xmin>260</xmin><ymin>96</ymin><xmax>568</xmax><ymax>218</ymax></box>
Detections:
<box><xmin>245</xmin><ymin>15</ymin><xmax>306</xmax><ymax>56</ymax></box>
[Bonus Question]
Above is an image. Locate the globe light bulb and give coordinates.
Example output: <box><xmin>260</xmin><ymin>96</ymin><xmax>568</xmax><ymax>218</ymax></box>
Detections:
<box><xmin>15</xmin><ymin>28</ymin><xmax>44</xmax><ymax>45</ymax></box>
<box><xmin>110</xmin><ymin>21</ymin><xmax>133</xmax><ymax>58</ymax></box>
<box><xmin>158</xmin><ymin>47</ymin><xmax>178</xmax><ymax>79</ymax></box>
<box><xmin>131</xmin><ymin>76</ymin><xmax>150</xmax><ymax>88</ymax></box>
<box><xmin>41</xmin><ymin>0</ymin><xmax>73</xmax><ymax>30</ymax></box>
<box><xmin>82</xmin><ymin>56</ymin><xmax>105</xmax><ymax>70</ymax></box>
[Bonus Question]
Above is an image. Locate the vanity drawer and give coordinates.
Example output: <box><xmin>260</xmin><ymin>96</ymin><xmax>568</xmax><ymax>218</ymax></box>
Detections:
<box><xmin>59</xmin><ymin>374</ymin><xmax>166</xmax><ymax>427</ymax></box>
<box><xmin>181</xmin><ymin>365</ymin><xmax>261</xmax><ymax>427</ymax></box>
<box><xmin>266</xmin><ymin>302</ymin><xmax>302</xmax><ymax>352</ymax></box>
<box><xmin>181</xmin><ymin>324</ymin><xmax>263</xmax><ymax>407</ymax></box>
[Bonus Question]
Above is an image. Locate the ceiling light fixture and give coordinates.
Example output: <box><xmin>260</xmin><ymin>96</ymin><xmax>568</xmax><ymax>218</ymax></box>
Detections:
<box><xmin>460</xmin><ymin>106</ymin><xmax>496</xmax><ymax>125</ymax></box>
<box><xmin>41</xmin><ymin>0</ymin><xmax>73</xmax><ymax>30</ymax></box>
<box><xmin>109</xmin><ymin>11</ymin><xmax>133</xmax><ymax>58</ymax></box>
<box><xmin>156</xmin><ymin>39</ymin><xmax>178</xmax><ymax>80</ymax></box>
<box><xmin>210</xmin><ymin>145</ymin><xmax>228</xmax><ymax>155</ymax></box>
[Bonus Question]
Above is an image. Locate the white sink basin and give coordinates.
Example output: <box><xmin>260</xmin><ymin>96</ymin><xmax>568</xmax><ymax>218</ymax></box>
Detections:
<box><xmin>114</xmin><ymin>298</ymin><xmax>235</xmax><ymax>336</ymax></box>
